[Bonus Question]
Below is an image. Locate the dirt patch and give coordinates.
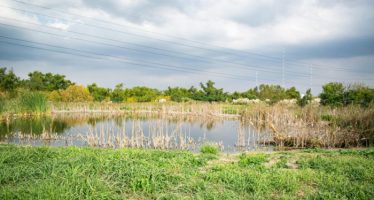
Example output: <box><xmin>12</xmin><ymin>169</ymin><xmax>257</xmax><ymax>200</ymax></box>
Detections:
<box><xmin>265</xmin><ymin>156</ymin><xmax>280</xmax><ymax>168</ymax></box>
<box><xmin>286</xmin><ymin>157</ymin><xmax>299</xmax><ymax>169</ymax></box>
<box><xmin>200</xmin><ymin>154</ymin><xmax>239</xmax><ymax>173</ymax></box>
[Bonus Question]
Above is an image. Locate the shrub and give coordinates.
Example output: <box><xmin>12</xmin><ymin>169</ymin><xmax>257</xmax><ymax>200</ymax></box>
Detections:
<box><xmin>298</xmin><ymin>89</ymin><xmax>313</xmax><ymax>107</ymax></box>
<box><xmin>320</xmin><ymin>82</ymin><xmax>345</xmax><ymax>106</ymax></box>
<box><xmin>48</xmin><ymin>90</ymin><xmax>62</xmax><ymax>102</ymax></box>
<box><xmin>200</xmin><ymin>144</ymin><xmax>219</xmax><ymax>155</ymax></box>
<box><xmin>87</xmin><ymin>83</ymin><xmax>111</xmax><ymax>102</ymax></box>
<box><xmin>60</xmin><ymin>85</ymin><xmax>93</xmax><ymax>102</ymax></box>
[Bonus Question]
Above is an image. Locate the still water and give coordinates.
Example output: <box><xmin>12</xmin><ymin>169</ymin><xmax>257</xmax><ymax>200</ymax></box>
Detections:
<box><xmin>0</xmin><ymin>113</ymin><xmax>273</xmax><ymax>152</ymax></box>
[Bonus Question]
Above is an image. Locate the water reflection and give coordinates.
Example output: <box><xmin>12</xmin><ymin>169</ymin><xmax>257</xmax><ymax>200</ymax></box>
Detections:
<box><xmin>0</xmin><ymin>113</ymin><xmax>273</xmax><ymax>152</ymax></box>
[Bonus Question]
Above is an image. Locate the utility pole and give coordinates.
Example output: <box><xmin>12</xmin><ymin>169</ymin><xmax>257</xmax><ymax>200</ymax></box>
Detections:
<box><xmin>309</xmin><ymin>65</ymin><xmax>313</xmax><ymax>90</ymax></box>
<box><xmin>255</xmin><ymin>71</ymin><xmax>258</xmax><ymax>88</ymax></box>
<box><xmin>282</xmin><ymin>49</ymin><xmax>285</xmax><ymax>88</ymax></box>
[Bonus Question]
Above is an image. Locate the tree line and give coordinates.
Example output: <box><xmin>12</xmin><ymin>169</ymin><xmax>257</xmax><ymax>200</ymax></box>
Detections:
<box><xmin>1</xmin><ymin>67</ymin><xmax>373</xmax><ymax>107</ymax></box>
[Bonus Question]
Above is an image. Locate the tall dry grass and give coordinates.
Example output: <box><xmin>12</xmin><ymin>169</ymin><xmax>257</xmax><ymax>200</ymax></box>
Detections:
<box><xmin>240</xmin><ymin>103</ymin><xmax>373</xmax><ymax>148</ymax></box>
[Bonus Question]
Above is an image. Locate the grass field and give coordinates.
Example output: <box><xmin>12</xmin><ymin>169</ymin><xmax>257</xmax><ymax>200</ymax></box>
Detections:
<box><xmin>0</xmin><ymin>145</ymin><xmax>373</xmax><ymax>199</ymax></box>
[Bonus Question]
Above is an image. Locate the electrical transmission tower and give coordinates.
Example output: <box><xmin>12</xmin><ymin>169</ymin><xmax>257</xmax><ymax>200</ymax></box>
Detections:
<box><xmin>282</xmin><ymin>49</ymin><xmax>285</xmax><ymax>87</ymax></box>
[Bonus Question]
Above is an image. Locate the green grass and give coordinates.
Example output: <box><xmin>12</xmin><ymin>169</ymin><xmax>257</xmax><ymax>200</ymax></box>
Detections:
<box><xmin>200</xmin><ymin>144</ymin><xmax>219</xmax><ymax>155</ymax></box>
<box><xmin>239</xmin><ymin>153</ymin><xmax>268</xmax><ymax>166</ymax></box>
<box><xmin>0</xmin><ymin>92</ymin><xmax>48</xmax><ymax>114</ymax></box>
<box><xmin>18</xmin><ymin>92</ymin><xmax>48</xmax><ymax>113</ymax></box>
<box><xmin>0</xmin><ymin>146</ymin><xmax>373</xmax><ymax>199</ymax></box>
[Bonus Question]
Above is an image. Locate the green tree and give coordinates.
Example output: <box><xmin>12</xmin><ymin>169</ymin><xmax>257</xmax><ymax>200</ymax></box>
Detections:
<box><xmin>87</xmin><ymin>83</ymin><xmax>111</xmax><ymax>102</ymax></box>
<box><xmin>345</xmin><ymin>84</ymin><xmax>374</xmax><ymax>107</ymax></box>
<box><xmin>164</xmin><ymin>87</ymin><xmax>191</xmax><ymax>102</ymax></box>
<box><xmin>320</xmin><ymin>82</ymin><xmax>344</xmax><ymax>106</ymax></box>
<box><xmin>298</xmin><ymin>89</ymin><xmax>312</xmax><ymax>107</ymax></box>
<box><xmin>258</xmin><ymin>84</ymin><xmax>286</xmax><ymax>104</ymax></box>
<box><xmin>0</xmin><ymin>67</ymin><xmax>20</xmax><ymax>92</ymax></box>
<box><xmin>286</xmin><ymin>87</ymin><xmax>301</xmax><ymax>100</ymax></box>
<box><xmin>44</xmin><ymin>73</ymin><xmax>72</xmax><ymax>91</ymax></box>
<box><xmin>127</xmin><ymin>86</ymin><xmax>160</xmax><ymax>102</ymax></box>
<box><xmin>241</xmin><ymin>87</ymin><xmax>258</xmax><ymax>100</ymax></box>
<box><xmin>193</xmin><ymin>80</ymin><xmax>227</xmax><ymax>102</ymax></box>
<box><xmin>26</xmin><ymin>71</ymin><xmax>72</xmax><ymax>91</ymax></box>
<box><xmin>110</xmin><ymin>83</ymin><xmax>127</xmax><ymax>103</ymax></box>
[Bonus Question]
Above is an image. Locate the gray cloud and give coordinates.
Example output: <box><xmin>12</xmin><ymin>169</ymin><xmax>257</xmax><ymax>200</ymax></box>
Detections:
<box><xmin>0</xmin><ymin>0</ymin><xmax>373</xmax><ymax>94</ymax></box>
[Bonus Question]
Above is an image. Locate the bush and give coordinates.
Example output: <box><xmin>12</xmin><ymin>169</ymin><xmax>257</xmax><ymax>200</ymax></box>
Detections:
<box><xmin>48</xmin><ymin>90</ymin><xmax>62</xmax><ymax>101</ymax></box>
<box><xmin>87</xmin><ymin>83</ymin><xmax>111</xmax><ymax>102</ymax></box>
<box><xmin>60</xmin><ymin>85</ymin><xmax>93</xmax><ymax>102</ymax></box>
<box><xmin>200</xmin><ymin>144</ymin><xmax>219</xmax><ymax>155</ymax></box>
<box><xmin>320</xmin><ymin>82</ymin><xmax>345</xmax><ymax>106</ymax></box>
<box><xmin>18</xmin><ymin>92</ymin><xmax>48</xmax><ymax>113</ymax></box>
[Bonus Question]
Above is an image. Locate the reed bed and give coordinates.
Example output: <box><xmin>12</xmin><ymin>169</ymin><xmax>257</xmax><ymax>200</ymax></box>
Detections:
<box><xmin>2</xmin><ymin>113</ymin><xmax>228</xmax><ymax>151</ymax></box>
<box><xmin>2</xmin><ymin>102</ymin><xmax>373</xmax><ymax>150</ymax></box>
<box><xmin>240</xmin><ymin>104</ymin><xmax>374</xmax><ymax>148</ymax></box>
<box><xmin>50</xmin><ymin>102</ymin><xmax>244</xmax><ymax>117</ymax></box>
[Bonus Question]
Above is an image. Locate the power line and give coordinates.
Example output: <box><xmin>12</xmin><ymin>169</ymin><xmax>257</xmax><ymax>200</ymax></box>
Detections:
<box><xmin>0</xmin><ymin>20</ymin><xmax>372</xmax><ymax>83</ymax></box>
<box><xmin>0</xmin><ymin>3</ymin><xmax>372</xmax><ymax>85</ymax></box>
<box><xmin>0</xmin><ymin>35</ymin><xmax>254</xmax><ymax>81</ymax></box>
<box><xmin>0</xmin><ymin>39</ymin><xmax>309</xmax><ymax>87</ymax></box>
<box><xmin>1</xmin><ymin>37</ymin><xmax>370</xmax><ymax>89</ymax></box>
<box><xmin>8</xmin><ymin>0</ymin><xmax>364</xmax><ymax>72</ymax></box>
<box><xmin>1</xmin><ymin>4</ymin><xmax>283</xmax><ymax>64</ymax></box>
<box><xmin>282</xmin><ymin>49</ymin><xmax>285</xmax><ymax>87</ymax></box>
<box><xmin>0</xmin><ymin>4</ymin><xmax>368</xmax><ymax>75</ymax></box>
<box><xmin>0</xmin><ymin>16</ymin><xmax>310</xmax><ymax>77</ymax></box>
<box><xmin>9</xmin><ymin>0</ymin><xmax>284</xmax><ymax>62</ymax></box>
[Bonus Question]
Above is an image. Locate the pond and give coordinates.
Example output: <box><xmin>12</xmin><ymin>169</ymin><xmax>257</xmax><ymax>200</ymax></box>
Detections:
<box><xmin>0</xmin><ymin>113</ymin><xmax>273</xmax><ymax>152</ymax></box>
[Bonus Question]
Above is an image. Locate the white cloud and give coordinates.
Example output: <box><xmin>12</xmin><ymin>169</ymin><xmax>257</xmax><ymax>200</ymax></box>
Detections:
<box><xmin>47</xmin><ymin>22</ymin><xmax>70</xmax><ymax>30</ymax></box>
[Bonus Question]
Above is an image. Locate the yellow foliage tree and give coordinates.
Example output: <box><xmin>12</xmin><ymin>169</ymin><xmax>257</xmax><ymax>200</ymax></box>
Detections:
<box><xmin>48</xmin><ymin>90</ymin><xmax>62</xmax><ymax>101</ymax></box>
<box><xmin>60</xmin><ymin>85</ymin><xmax>93</xmax><ymax>102</ymax></box>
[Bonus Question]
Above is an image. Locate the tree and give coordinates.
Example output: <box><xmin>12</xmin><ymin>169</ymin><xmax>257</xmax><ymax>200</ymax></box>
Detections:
<box><xmin>60</xmin><ymin>85</ymin><xmax>93</xmax><ymax>102</ymax></box>
<box><xmin>110</xmin><ymin>83</ymin><xmax>127</xmax><ymax>103</ymax></box>
<box><xmin>44</xmin><ymin>73</ymin><xmax>72</xmax><ymax>91</ymax></box>
<box><xmin>27</xmin><ymin>71</ymin><xmax>44</xmax><ymax>91</ymax></box>
<box><xmin>192</xmin><ymin>80</ymin><xmax>227</xmax><ymax>102</ymax></box>
<box><xmin>320</xmin><ymin>82</ymin><xmax>344</xmax><ymax>106</ymax></box>
<box><xmin>298</xmin><ymin>89</ymin><xmax>313</xmax><ymax>107</ymax></box>
<box><xmin>87</xmin><ymin>83</ymin><xmax>111</xmax><ymax>102</ymax></box>
<box><xmin>241</xmin><ymin>87</ymin><xmax>258</xmax><ymax>100</ymax></box>
<box><xmin>127</xmin><ymin>86</ymin><xmax>160</xmax><ymax>102</ymax></box>
<box><xmin>164</xmin><ymin>87</ymin><xmax>192</xmax><ymax>102</ymax></box>
<box><xmin>257</xmin><ymin>84</ymin><xmax>286</xmax><ymax>104</ymax></box>
<box><xmin>286</xmin><ymin>87</ymin><xmax>301</xmax><ymax>100</ymax></box>
<box><xmin>26</xmin><ymin>71</ymin><xmax>72</xmax><ymax>91</ymax></box>
<box><xmin>345</xmin><ymin>84</ymin><xmax>374</xmax><ymax>107</ymax></box>
<box><xmin>0</xmin><ymin>67</ymin><xmax>20</xmax><ymax>92</ymax></box>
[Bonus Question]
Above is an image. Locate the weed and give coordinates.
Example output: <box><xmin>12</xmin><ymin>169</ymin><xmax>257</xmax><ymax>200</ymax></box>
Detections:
<box><xmin>239</xmin><ymin>153</ymin><xmax>268</xmax><ymax>166</ymax></box>
<box><xmin>200</xmin><ymin>144</ymin><xmax>219</xmax><ymax>155</ymax></box>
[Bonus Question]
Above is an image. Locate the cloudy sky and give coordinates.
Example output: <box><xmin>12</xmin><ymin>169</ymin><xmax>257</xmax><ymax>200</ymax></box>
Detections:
<box><xmin>0</xmin><ymin>0</ymin><xmax>373</xmax><ymax>94</ymax></box>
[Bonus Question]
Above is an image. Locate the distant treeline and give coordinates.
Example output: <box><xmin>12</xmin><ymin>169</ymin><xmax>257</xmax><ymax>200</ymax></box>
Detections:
<box><xmin>1</xmin><ymin>67</ymin><xmax>374</xmax><ymax>107</ymax></box>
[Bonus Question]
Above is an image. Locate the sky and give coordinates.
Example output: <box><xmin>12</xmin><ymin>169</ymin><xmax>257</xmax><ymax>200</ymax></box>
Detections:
<box><xmin>0</xmin><ymin>0</ymin><xmax>373</xmax><ymax>94</ymax></box>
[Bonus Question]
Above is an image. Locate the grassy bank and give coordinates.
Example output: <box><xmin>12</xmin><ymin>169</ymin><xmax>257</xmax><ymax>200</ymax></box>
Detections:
<box><xmin>0</xmin><ymin>145</ymin><xmax>373</xmax><ymax>199</ymax></box>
